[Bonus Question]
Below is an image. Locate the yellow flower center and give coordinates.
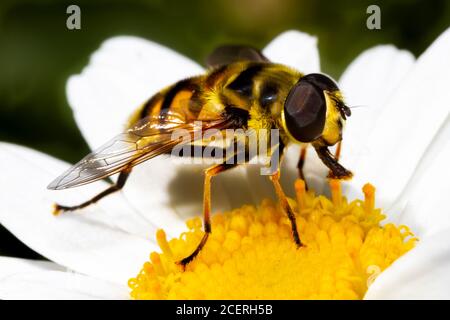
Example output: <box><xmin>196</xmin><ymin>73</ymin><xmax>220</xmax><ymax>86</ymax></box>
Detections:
<box><xmin>128</xmin><ymin>179</ymin><xmax>417</xmax><ymax>300</ymax></box>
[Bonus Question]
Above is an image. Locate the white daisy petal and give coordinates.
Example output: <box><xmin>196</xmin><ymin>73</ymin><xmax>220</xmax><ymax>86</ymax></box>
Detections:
<box><xmin>0</xmin><ymin>270</ymin><xmax>128</xmax><ymax>300</ymax></box>
<box><xmin>0</xmin><ymin>143</ymin><xmax>155</xmax><ymax>284</ymax></box>
<box><xmin>339</xmin><ymin>45</ymin><xmax>414</xmax><ymax>112</ymax></box>
<box><xmin>263</xmin><ymin>30</ymin><xmax>320</xmax><ymax>73</ymax></box>
<box><xmin>346</xmin><ymin>27</ymin><xmax>450</xmax><ymax>208</ymax></box>
<box><xmin>0</xmin><ymin>257</ymin><xmax>64</xmax><ymax>279</ymax></box>
<box><xmin>215</xmin><ymin>166</ymin><xmax>256</xmax><ymax>209</ymax></box>
<box><xmin>0</xmin><ymin>143</ymin><xmax>157</xmax><ymax>239</ymax></box>
<box><xmin>121</xmin><ymin>161</ymin><xmax>213</xmax><ymax>237</ymax></box>
<box><xmin>391</xmin><ymin>117</ymin><xmax>450</xmax><ymax>236</ymax></box>
<box><xmin>67</xmin><ymin>36</ymin><xmax>203</xmax><ymax>149</ymax></box>
<box><xmin>365</xmin><ymin>230</ymin><xmax>450</xmax><ymax>299</ymax></box>
<box><xmin>339</xmin><ymin>45</ymin><xmax>415</xmax><ymax>169</ymax></box>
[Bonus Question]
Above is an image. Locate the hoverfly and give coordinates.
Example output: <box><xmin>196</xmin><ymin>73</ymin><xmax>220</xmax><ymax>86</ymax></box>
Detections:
<box><xmin>48</xmin><ymin>45</ymin><xmax>352</xmax><ymax>266</ymax></box>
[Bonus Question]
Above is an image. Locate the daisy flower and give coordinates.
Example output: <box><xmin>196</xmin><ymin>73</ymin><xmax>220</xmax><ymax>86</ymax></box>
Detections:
<box><xmin>0</xmin><ymin>28</ymin><xmax>449</xmax><ymax>300</ymax></box>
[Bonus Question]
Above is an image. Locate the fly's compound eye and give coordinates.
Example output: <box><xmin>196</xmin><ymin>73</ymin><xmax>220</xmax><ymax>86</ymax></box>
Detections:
<box><xmin>283</xmin><ymin>80</ymin><xmax>326</xmax><ymax>143</ymax></box>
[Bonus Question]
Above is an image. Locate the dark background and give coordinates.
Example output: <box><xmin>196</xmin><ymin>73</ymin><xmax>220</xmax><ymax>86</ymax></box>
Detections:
<box><xmin>1</xmin><ymin>0</ymin><xmax>449</xmax><ymax>259</ymax></box>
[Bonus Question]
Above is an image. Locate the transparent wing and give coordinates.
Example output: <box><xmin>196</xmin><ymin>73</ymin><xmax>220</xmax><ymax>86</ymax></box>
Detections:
<box><xmin>205</xmin><ymin>45</ymin><xmax>268</xmax><ymax>68</ymax></box>
<box><xmin>48</xmin><ymin>111</ymin><xmax>230</xmax><ymax>190</ymax></box>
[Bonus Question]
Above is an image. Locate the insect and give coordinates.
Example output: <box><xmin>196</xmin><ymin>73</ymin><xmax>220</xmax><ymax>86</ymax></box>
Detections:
<box><xmin>48</xmin><ymin>45</ymin><xmax>352</xmax><ymax>267</ymax></box>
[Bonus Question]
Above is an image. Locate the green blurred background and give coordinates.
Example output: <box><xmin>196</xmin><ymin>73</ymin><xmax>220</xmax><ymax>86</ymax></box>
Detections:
<box><xmin>0</xmin><ymin>0</ymin><xmax>449</xmax><ymax>258</ymax></box>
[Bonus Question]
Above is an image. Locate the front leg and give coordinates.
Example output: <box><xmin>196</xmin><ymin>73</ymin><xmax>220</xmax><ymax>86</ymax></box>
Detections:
<box><xmin>313</xmin><ymin>144</ymin><xmax>352</xmax><ymax>179</ymax></box>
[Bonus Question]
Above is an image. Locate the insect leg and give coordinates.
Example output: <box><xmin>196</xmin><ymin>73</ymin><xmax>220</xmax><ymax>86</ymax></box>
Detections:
<box><xmin>297</xmin><ymin>145</ymin><xmax>308</xmax><ymax>188</ymax></box>
<box><xmin>327</xmin><ymin>141</ymin><xmax>343</xmax><ymax>178</ymax></box>
<box><xmin>177</xmin><ymin>162</ymin><xmax>237</xmax><ymax>267</ymax></box>
<box><xmin>269</xmin><ymin>170</ymin><xmax>302</xmax><ymax>247</ymax></box>
<box><xmin>314</xmin><ymin>145</ymin><xmax>352</xmax><ymax>179</ymax></box>
<box><xmin>267</xmin><ymin>142</ymin><xmax>302</xmax><ymax>247</ymax></box>
<box><xmin>334</xmin><ymin>141</ymin><xmax>342</xmax><ymax>161</ymax></box>
<box><xmin>52</xmin><ymin>167</ymin><xmax>132</xmax><ymax>215</ymax></box>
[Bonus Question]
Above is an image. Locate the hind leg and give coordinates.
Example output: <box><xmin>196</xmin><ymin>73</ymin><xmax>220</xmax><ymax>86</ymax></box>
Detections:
<box><xmin>53</xmin><ymin>167</ymin><xmax>132</xmax><ymax>215</ymax></box>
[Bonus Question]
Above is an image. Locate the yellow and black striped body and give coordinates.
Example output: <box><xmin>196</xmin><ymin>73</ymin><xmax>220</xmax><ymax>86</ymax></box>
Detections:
<box><xmin>49</xmin><ymin>49</ymin><xmax>352</xmax><ymax>263</ymax></box>
<box><xmin>128</xmin><ymin>61</ymin><xmax>302</xmax><ymax>149</ymax></box>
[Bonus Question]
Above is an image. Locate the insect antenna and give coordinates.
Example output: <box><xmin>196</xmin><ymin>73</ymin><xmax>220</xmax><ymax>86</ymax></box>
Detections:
<box><xmin>348</xmin><ymin>105</ymin><xmax>369</xmax><ymax>109</ymax></box>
